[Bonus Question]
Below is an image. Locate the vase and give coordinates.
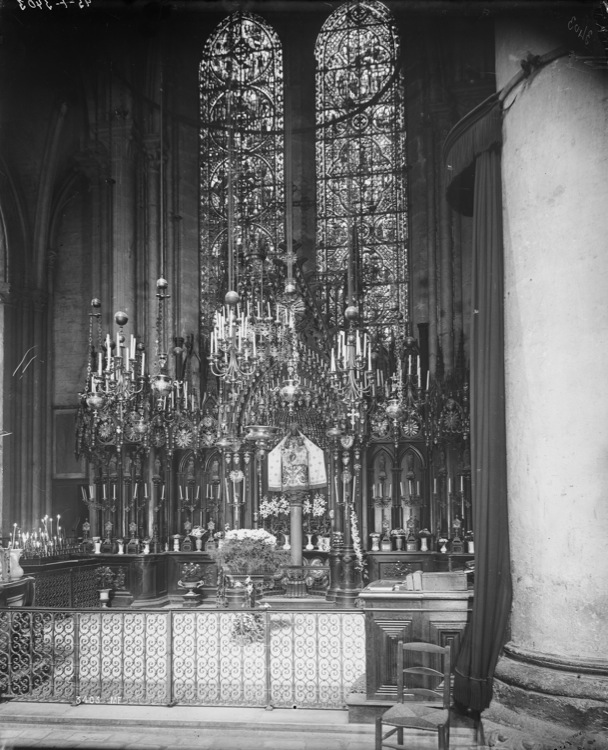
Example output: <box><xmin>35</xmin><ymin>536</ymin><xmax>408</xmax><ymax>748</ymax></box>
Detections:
<box><xmin>9</xmin><ymin>548</ymin><xmax>24</xmax><ymax>580</ymax></box>
<box><xmin>225</xmin><ymin>573</ymin><xmax>261</xmax><ymax>609</ymax></box>
<box><xmin>420</xmin><ymin>536</ymin><xmax>429</xmax><ymax>552</ymax></box>
<box><xmin>173</xmin><ymin>536</ymin><xmax>181</xmax><ymax>552</ymax></box>
<box><xmin>370</xmin><ymin>533</ymin><xmax>380</xmax><ymax>552</ymax></box>
<box><xmin>305</xmin><ymin>533</ymin><xmax>314</xmax><ymax>551</ymax></box>
<box><xmin>394</xmin><ymin>536</ymin><xmax>404</xmax><ymax>551</ymax></box>
<box><xmin>94</xmin><ymin>539</ymin><xmax>102</xmax><ymax>554</ymax></box>
<box><xmin>282</xmin><ymin>534</ymin><xmax>291</xmax><ymax>551</ymax></box>
<box><xmin>117</xmin><ymin>541</ymin><xmax>124</xmax><ymax>555</ymax></box>
<box><xmin>143</xmin><ymin>541</ymin><xmax>150</xmax><ymax>555</ymax></box>
<box><xmin>317</xmin><ymin>536</ymin><xmax>330</xmax><ymax>552</ymax></box>
<box><xmin>195</xmin><ymin>538</ymin><xmax>203</xmax><ymax>551</ymax></box>
<box><xmin>440</xmin><ymin>542</ymin><xmax>448</xmax><ymax>554</ymax></box>
<box><xmin>467</xmin><ymin>541</ymin><xmax>474</xmax><ymax>554</ymax></box>
<box><xmin>98</xmin><ymin>588</ymin><xmax>111</xmax><ymax>609</ymax></box>
<box><xmin>178</xmin><ymin>580</ymin><xmax>201</xmax><ymax>608</ymax></box>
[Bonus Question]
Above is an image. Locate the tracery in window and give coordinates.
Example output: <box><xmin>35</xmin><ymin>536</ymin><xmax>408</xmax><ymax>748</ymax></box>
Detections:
<box><xmin>199</xmin><ymin>12</ymin><xmax>285</xmax><ymax>334</ymax></box>
<box><xmin>315</xmin><ymin>0</ymin><xmax>407</xmax><ymax>342</ymax></box>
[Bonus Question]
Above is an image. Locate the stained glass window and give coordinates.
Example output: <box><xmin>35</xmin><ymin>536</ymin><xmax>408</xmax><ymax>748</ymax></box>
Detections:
<box><xmin>199</xmin><ymin>13</ymin><xmax>284</xmax><ymax>333</ymax></box>
<box><xmin>315</xmin><ymin>0</ymin><xmax>407</xmax><ymax>341</ymax></box>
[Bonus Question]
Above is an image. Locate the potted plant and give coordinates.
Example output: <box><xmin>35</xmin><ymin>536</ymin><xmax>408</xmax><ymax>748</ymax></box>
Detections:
<box><xmin>190</xmin><ymin>525</ymin><xmax>207</xmax><ymax>551</ymax></box>
<box><xmin>209</xmin><ymin>528</ymin><xmax>287</xmax><ymax>575</ymax></box>
<box><xmin>209</xmin><ymin>528</ymin><xmax>289</xmax><ymax>607</ymax></box>
<box><xmin>390</xmin><ymin>528</ymin><xmax>406</xmax><ymax>551</ymax></box>
<box><xmin>418</xmin><ymin>528</ymin><xmax>431</xmax><ymax>552</ymax></box>
<box><xmin>94</xmin><ymin>565</ymin><xmax>115</xmax><ymax>608</ymax></box>
<box><xmin>178</xmin><ymin>562</ymin><xmax>205</xmax><ymax>607</ymax></box>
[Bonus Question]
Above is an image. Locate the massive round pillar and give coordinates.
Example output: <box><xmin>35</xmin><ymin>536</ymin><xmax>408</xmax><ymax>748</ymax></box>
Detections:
<box><xmin>493</xmin><ymin>16</ymin><xmax>608</xmax><ymax>732</ymax></box>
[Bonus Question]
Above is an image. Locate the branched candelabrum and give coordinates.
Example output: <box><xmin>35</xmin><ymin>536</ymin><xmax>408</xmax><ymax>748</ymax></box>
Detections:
<box><xmin>179</xmin><ymin>485</ymin><xmax>201</xmax><ymax>522</ymax></box>
<box><xmin>373</xmin><ymin>493</ymin><xmax>393</xmax><ymax>534</ymax></box>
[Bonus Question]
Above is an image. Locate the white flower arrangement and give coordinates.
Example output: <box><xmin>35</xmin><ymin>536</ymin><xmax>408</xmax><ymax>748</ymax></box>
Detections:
<box><xmin>258</xmin><ymin>494</ymin><xmax>290</xmax><ymax>519</ymax></box>
<box><xmin>190</xmin><ymin>525</ymin><xmax>205</xmax><ymax>538</ymax></box>
<box><xmin>303</xmin><ymin>492</ymin><xmax>327</xmax><ymax>518</ymax></box>
<box><xmin>223</xmin><ymin>528</ymin><xmax>277</xmax><ymax>546</ymax></box>
<box><xmin>350</xmin><ymin>509</ymin><xmax>366</xmax><ymax>575</ymax></box>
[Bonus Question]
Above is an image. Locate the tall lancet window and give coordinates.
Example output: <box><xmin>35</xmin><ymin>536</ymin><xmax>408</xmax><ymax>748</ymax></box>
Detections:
<box><xmin>315</xmin><ymin>0</ymin><xmax>407</xmax><ymax>339</ymax></box>
<box><xmin>199</xmin><ymin>13</ymin><xmax>284</xmax><ymax>332</ymax></box>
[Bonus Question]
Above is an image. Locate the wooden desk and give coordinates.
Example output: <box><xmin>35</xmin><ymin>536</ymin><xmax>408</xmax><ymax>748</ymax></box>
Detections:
<box><xmin>359</xmin><ymin>578</ymin><xmax>473</xmax><ymax>701</ymax></box>
<box><xmin>0</xmin><ymin>577</ymin><xmax>35</xmax><ymax>607</ymax></box>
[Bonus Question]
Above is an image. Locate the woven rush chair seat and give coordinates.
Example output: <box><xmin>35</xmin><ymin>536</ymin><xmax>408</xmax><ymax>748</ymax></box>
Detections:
<box><xmin>381</xmin><ymin>701</ymin><xmax>450</xmax><ymax>731</ymax></box>
<box><xmin>376</xmin><ymin>640</ymin><xmax>452</xmax><ymax>750</ymax></box>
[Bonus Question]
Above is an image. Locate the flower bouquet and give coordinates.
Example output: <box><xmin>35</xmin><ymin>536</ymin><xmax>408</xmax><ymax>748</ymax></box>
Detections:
<box><xmin>208</xmin><ymin>528</ymin><xmax>289</xmax><ymax>575</ymax></box>
<box><xmin>95</xmin><ymin>565</ymin><xmax>116</xmax><ymax>590</ymax></box>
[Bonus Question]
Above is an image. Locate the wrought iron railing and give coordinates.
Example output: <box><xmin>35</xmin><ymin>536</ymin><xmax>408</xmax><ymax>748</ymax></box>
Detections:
<box><xmin>0</xmin><ymin>608</ymin><xmax>365</xmax><ymax>710</ymax></box>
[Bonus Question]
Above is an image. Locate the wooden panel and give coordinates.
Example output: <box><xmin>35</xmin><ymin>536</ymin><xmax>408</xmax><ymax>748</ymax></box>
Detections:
<box><xmin>427</xmin><ymin>618</ymin><xmax>468</xmax><ymax>663</ymax></box>
<box><xmin>365</xmin><ymin>614</ymin><xmax>414</xmax><ymax>700</ymax></box>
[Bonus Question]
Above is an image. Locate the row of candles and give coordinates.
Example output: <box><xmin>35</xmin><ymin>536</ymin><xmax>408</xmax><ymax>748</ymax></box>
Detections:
<box><xmin>4</xmin><ymin>516</ymin><xmax>78</xmax><ymax>558</ymax></box>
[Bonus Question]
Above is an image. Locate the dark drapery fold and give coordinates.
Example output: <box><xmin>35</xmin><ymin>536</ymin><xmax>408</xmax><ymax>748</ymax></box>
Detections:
<box><xmin>443</xmin><ymin>98</ymin><xmax>502</xmax><ymax>217</ymax></box>
<box><xmin>452</xmin><ymin>147</ymin><xmax>512</xmax><ymax>712</ymax></box>
<box><xmin>443</xmin><ymin>104</ymin><xmax>512</xmax><ymax>713</ymax></box>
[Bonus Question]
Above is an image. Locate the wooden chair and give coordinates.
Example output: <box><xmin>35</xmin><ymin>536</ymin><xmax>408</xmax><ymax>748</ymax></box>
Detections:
<box><xmin>375</xmin><ymin>640</ymin><xmax>452</xmax><ymax>750</ymax></box>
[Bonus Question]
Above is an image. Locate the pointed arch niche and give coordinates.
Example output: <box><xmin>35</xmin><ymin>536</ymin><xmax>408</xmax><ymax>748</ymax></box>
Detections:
<box><xmin>199</xmin><ymin>12</ymin><xmax>285</xmax><ymax>335</ymax></box>
<box><xmin>314</xmin><ymin>0</ymin><xmax>408</xmax><ymax>339</ymax></box>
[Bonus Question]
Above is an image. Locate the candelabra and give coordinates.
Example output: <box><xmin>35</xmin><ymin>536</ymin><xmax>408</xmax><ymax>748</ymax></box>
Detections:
<box><xmin>383</xmin><ymin>333</ymin><xmax>426</xmax><ymax>440</ymax></box>
<box><xmin>329</xmin><ymin>316</ymin><xmax>374</xmax><ymax>434</ymax></box>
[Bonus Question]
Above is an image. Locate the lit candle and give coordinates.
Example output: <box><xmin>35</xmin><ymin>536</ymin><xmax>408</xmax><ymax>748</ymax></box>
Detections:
<box><xmin>141</xmin><ymin>352</ymin><xmax>145</xmax><ymax>377</ymax></box>
<box><xmin>144</xmin><ymin>484</ymin><xmax>148</xmax><ymax>498</ymax></box>
<box><xmin>98</xmin><ymin>352</ymin><xmax>103</xmax><ymax>376</ymax></box>
<box><xmin>448</xmin><ymin>478</ymin><xmax>452</xmax><ymax>493</ymax></box>
<box><xmin>12</xmin><ymin>523</ymin><xmax>17</xmax><ymax>547</ymax></box>
<box><xmin>179</xmin><ymin>486</ymin><xmax>183</xmax><ymax>500</ymax></box>
<box><xmin>161</xmin><ymin>484</ymin><xmax>165</xmax><ymax>500</ymax></box>
<box><xmin>460</xmin><ymin>476</ymin><xmax>464</xmax><ymax>492</ymax></box>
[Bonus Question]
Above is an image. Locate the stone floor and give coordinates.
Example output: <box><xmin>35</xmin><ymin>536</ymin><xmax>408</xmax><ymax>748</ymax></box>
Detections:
<box><xmin>0</xmin><ymin>701</ymin><xmax>486</xmax><ymax>750</ymax></box>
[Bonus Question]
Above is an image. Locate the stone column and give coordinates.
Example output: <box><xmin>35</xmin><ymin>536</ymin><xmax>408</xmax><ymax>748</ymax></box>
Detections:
<box><xmin>492</xmin><ymin>17</ymin><xmax>608</xmax><ymax>732</ymax></box>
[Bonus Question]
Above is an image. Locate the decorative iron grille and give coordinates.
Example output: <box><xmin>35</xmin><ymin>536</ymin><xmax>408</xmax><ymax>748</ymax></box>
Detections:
<box><xmin>1</xmin><ymin>608</ymin><xmax>365</xmax><ymax>710</ymax></box>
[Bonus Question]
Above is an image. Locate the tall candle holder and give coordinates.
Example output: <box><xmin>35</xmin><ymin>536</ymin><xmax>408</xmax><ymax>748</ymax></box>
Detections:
<box><xmin>372</xmin><ymin>493</ymin><xmax>392</xmax><ymax>549</ymax></box>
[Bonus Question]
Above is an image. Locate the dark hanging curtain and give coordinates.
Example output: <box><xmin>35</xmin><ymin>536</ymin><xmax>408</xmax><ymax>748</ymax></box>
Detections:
<box><xmin>443</xmin><ymin>97</ymin><xmax>512</xmax><ymax>712</ymax></box>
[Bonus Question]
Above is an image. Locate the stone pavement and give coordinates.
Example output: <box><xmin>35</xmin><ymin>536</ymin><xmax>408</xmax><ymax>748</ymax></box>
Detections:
<box><xmin>0</xmin><ymin>701</ymin><xmax>485</xmax><ymax>750</ymax></box>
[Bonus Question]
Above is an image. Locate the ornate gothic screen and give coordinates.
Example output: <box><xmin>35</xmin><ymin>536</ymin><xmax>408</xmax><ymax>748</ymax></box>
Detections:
<box><xmin>315</xmin><ymin>0</ymin><xmax>407</xmax><ymax>342</ymax></box>
<box><xmin>199</xmin><ymin>13</ymin><xmax>285</xmax><ymax>333</ymax></box>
